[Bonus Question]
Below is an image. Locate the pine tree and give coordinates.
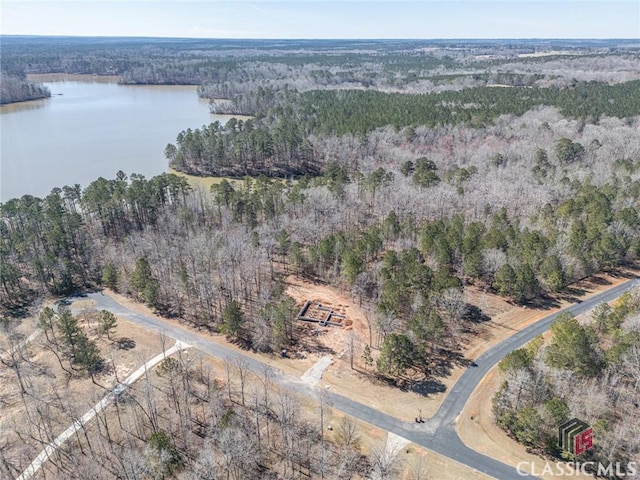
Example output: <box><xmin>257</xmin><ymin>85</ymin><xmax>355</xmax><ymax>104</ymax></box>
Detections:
<box><xmin>57</xmin><ymin>305</ymin><xmax>81</xmax><ymax>357</ymax></box>
<box><xmin>221</xmin><ymin>300</ymin><xmax>245</xmax><ymax>341</ymax></box>
<box><xmin>362</xmin><ymin>344</ymin><xmax>373</xmax><ymax>370</ymax></box>
<box><xmin>101</xmin><ymin>262</ymin><xmax>118</xmax><ymax>291</ymax></box>
<box><xmin>97</xmin><ymin>310</ymin><xmax>118</xmax><ymax>339</ymax></box>
<box><xmin>75</xmin><ymin>333</ymin><xmax>103</xmax><ymax>375</ymax></box>
<box><xmin>131</xmin><ymin>257</ymin><xmax>153</xmax><ymax>293</ymax></box>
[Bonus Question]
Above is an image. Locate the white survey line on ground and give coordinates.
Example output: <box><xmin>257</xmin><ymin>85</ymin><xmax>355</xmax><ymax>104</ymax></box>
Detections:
<box><xmin>17</xmin><ymin>340</ymin><xmax>191</xmax><ymax>480</ymax></box>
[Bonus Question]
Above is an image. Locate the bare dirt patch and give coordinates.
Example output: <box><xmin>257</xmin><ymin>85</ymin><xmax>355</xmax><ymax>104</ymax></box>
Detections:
<box><xmin>285</xmin><ymin>276</ymin><xmax>460</xmax><ymax>419</ymax></box>
<box><xmin>282</xmin><ymin>267</ymin><xmax>639</xmax><ymax>421</ymax></box>
<box><xmin>284</xmin><ymin>276</ymin><xmax>445</xmax><ymax>418</ymax></box>
<box><xmin>286</xmin><ymin>275</ymin><xmax>368</xmax><ymax>339</ymax></box>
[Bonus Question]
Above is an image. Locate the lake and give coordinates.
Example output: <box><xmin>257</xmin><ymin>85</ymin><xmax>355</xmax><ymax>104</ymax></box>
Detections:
<box><xmin>0</xmin><ymin>74</ymin><xmax>236</xmax><ymax>202</ymax></box>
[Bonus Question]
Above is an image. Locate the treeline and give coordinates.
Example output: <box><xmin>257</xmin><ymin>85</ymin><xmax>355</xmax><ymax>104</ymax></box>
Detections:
<box><xmin>0</xmin><ymin>36</ymin><xmax>458</xmax><ymax>89</ymax></box>
<box><xmin>0</xmin><ymin>72</ymin><xmax>50</xmax><ymax>105</ymax></box>
<box><xmin>0</xmin><ymin>172</ymin><xmax>192</xmax><ymax>306</ymax></box>
<box><xmin>169</xmin><ymin>80</ymin><xmax>640</xmax><ymax>179</ymax></box>
<box><xmin>494</xmin><ymin>292</ymin><xmax>640</xmax><ymax>473</ymax></box>
<box><xmin>295</xmin><ymin>81</ymin><xmax>640</xmax><ymax>134</ymax></box>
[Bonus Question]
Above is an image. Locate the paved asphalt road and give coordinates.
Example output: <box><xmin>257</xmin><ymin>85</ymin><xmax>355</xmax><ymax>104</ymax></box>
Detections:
<box><xmin>74</xmin><ymin>276</ymin><xmax>638</xmax><ymax>480</ymax></box>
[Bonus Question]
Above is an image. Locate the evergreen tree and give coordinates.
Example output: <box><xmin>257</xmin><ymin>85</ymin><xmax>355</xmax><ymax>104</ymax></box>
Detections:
<box><xmin>221</xmin><ymin>300</ymin><xmax>245</xmax><ymax>341</ymax></box>
<box><xmin>412</xmin><ymin>157</ymin><xmax>440</xmax><ymax>188</ymax></box>
<box><xmin>131</xmin><ymin>257</ymin><xmax>153</xmax><ymax>293</ymax></box>
<box><xmin>539</xmin><ymin>255</ymin><xmax>565</xmax><ymax>293</ymax></box>
<box><xmin>514</xmin><ymin>264</ymin><xmax>540</xmax><ymax>302</ymax></box>
<box><xmin>131</xmin><ymin>257</ymin><xmax>159</xmax><ymax>307</ymax></box>
<box><xmin>376</xmin><ymin>333</ymin><xmax>414</xmax><ymax>378</ymax></box>
<box><xmin>97</xmin><ymin>310</ymin><xmax>118</xmax><ymax>339</ymax></box>
<box><xmin>362</xmin><ymin>344</ymin><xmax>373</xmax><ymax>370</ymax></box>
<box><xmin>39</xmin><ymin>306</ymin><xmax>57</xmax><ymax>341</ymax></box>
<box><xmin>143</xmin><ymin>278</ymin><xmax>160</xmax><ymax>308</ymax></box>
<box><xmin>555</xmin><ymin>138</ymin><xmax>585</xmax><ymax>164</ymax></box>
<box><xmin>57</xmin><ymin>305</ymin><xmax>81</xmax><ymax>357</ymax></box>
<box><xmin>101</xmin><ymin>262</ymin><xmax>118</xmax><ymax>291</ymax></box>
<box><xmin>75</xmin><ymin>333</ymin><xmax>103</xmax><ymax>375</ymax></box>
<box><xmin>147</xmin><ymin>430</ymin><xmax>182</xmax><ymax>478</ymax></box>
<box><xmin>545</xmin><ymin>313</ymin><xmax>602</xmax><ymax>377</ymax></box>
<box><xmin>493</xmin><ymin>264</ymin><xmax>516</xmax><ymax>299</ymax></box>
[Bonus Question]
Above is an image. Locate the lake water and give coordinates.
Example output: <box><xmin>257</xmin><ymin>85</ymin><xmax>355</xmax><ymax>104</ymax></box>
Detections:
<box><xmin>0</xmin><ymin>75</ymin><xmax>233</xmax><ymax>202</ymax></box>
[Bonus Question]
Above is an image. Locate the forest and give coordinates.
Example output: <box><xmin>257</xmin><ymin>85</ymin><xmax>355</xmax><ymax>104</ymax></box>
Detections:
<box><xmin>494</xmin><ymin>291</ymin><xmax>640</xmax><ymax>475</ymax></box>
<box><xmin>166</xmin><ymin>80</ymin><xmax>640</xmax><ymax>177</ymax></box>
<box><xmin>3</xmin><ymin>111</ymin><xmax>640</xmax><ymax>387</ymax></box>
<box><xmin>1</xmin><ymin>36</ymin><xmax>640</xmax><ymax>478</ymax></box>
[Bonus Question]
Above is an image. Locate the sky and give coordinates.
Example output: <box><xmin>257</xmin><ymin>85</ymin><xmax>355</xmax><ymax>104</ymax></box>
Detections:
<box><xmin>1</xmin><ymin>0</ymin><xmax>639</xmax><ymax>39</ymax></box>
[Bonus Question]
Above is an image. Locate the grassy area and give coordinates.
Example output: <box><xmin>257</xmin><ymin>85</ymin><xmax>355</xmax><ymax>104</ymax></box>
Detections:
<box><xmin>168</xmin><ymin>168</ymin><xmax>296</xmax><ymax>191</ymax></box>
<box><xmin>167</xmin><ymin>168</ymin><xmax>245</xmax><ymax>190</ymax></box>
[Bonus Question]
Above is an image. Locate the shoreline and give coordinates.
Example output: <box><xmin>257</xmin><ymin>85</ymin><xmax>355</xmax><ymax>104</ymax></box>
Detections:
<box><xmin>27</xmin><ymin>73</ymin><xmax>120</xmax><ymax>83</ymax></box>
<box><xmin>0</xmin><ymin>94</ymin><xmax>50</xmax><ymax>108</ymax></box>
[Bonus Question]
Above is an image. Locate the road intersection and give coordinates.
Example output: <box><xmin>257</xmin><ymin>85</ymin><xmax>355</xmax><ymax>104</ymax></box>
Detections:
<box><xmin>68</xmin><ymin>277</ymin><xmax>637</xmax><ymax>479</ymax></box>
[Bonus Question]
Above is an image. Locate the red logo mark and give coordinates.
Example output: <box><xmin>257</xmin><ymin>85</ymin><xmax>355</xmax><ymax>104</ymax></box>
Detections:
<box><xmin>573</xmin><ymin>426</ymin><xmax>593</xmax><ymax>456</ymax></box>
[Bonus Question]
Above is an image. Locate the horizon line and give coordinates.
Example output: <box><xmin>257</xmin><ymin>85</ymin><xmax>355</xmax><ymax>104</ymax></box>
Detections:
<box><xmin>3</xmin><ymin>34</ymin><xmax>639</xmax><ymax>41</ymax></box>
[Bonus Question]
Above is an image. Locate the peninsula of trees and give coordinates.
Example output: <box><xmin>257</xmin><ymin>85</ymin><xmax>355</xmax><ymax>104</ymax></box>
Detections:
<box><xmin>0</xmin><ymin>72</ymin><xmax>50</xmax><ymax>105</ymax></box>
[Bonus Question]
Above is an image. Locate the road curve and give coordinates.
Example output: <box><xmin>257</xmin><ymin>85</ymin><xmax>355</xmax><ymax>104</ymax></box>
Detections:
<box><xmin>424</xmin><ymin>277</ymin><xmax>639</xmax><ymax>478</ymax></box>
<box><xmin>74</xmin><ymin>278</ymin><xmax>637</xmax><ymax>479</ymax></box>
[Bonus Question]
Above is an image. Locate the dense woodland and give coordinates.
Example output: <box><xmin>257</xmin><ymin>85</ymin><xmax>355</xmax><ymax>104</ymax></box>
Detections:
<box><xmin>166</xmin><ymin>80</ymin><xmax>640</xmax><ymax>177</ymax></box>
<box><xmin>494</xmin><ymin>291</ymin><xmax>640</xmax><ymax>474</ymax></box>
<box><xmin>2</xmin><ymin>36</ymin><xmax>640</xmax><ymax>478</ymax></box>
